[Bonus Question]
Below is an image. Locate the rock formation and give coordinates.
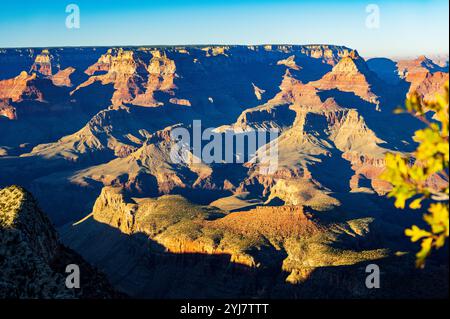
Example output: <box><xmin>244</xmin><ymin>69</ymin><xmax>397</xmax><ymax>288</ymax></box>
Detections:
<box><xmin>397</xmin><ymin>55</ymin><xmax>449</xmax><ymax>100</ymax></box>
<box><xmin>277</xmin><ymin>55</ymin><xmax>301</xmax><ymax>70</ymax></box>
<box><xmin>311</xmin><ymin>50</ymin><xmax>379</xmax><ymax>104</ymax></box>
<box><xmin>0</xmin><ymin>71</ymin><xmax>43</xmax><ymax>103</ymax></box>
<box><xmin>0</xmin><ymin>185</ymin><xmax>121</xmax><ymax>298</ymax></box>
<box><xmin>30</xmin><ymin>49</ymin><xmax>53</xmax><ymax>76</ymax></box>
<box><xmin>0</xmin><ymin>45</ymin><xmax>448</xmax><ymax>299</ymax></box>
<box><xmin>52</xmin><ymin>67</ymin><xmax>76</xmax><ymax>87</ymax></box>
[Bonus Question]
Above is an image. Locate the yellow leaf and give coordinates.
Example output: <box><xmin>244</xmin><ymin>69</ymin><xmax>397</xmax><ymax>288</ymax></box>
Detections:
<box><xmin>405</xmin><ymin>225</ymin><xmax>431</xmax><ymax>242</ymax></box>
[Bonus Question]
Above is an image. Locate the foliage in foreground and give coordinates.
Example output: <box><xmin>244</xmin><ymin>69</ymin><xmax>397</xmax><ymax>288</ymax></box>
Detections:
<box><xmin>381</xmin><ymin>83</ymin><xmax>449</xmax><ymax>268</ymax></box>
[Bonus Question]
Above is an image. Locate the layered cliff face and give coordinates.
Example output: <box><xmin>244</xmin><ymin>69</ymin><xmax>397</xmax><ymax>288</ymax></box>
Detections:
<box><xmin>0</xmin><ymin>185</ymin><xmax>121</xmax><ymax>298</ymax></box>
<box><xmin>328</xmin><ymin>109</ymin><xmax>390</xmax><ymax>194</ymax></box>
<box><xmin>413</xmin><ymin>71</ymin><xmax>449</xmax><ymax>102</ymax></box>
<box><xmin>310</xmin><ymin>51</ymin><xmax>379</xmax><ymax>105</ymax></box>
<box><xmin>299</xmin><ymin>45</ymin><xmax>353</xmax><ymax>65</ymax></box>
<box><xmin>131</xmin><ymin>50</ymin><xmax>178</xmax><ymax>107</ymax></box>
<box><xmin>231</xmin><ymin>66</ymin><xmax>390</xmax><ymax>206</ymax></box>
<box><xmin>397</xmin><ymin>55</ymin><xmax>449</xmax><ymax>99</ymax></box>
<box><xmin>73</xmin><ymin>49</ymin><xmax>145</xmax><ymax>106</ymax></box>
<box><xmin>5</xmin><ymin>45</ymin><xmax>441</xmax><ymax>224</ymax></box>
<box><xmin>0</xmin><ymin>71</ymin><xmax>43</xmax><ymax>103</ymax></box>
<box><xmin>73</xmin><ymin>48</ymin><xmax>179</xmax><ymax>107</ymax></box>
<box><xmin>0</xmin><ymin>71</ymin><xmax>45</xmax><ymax>120</ymax></box>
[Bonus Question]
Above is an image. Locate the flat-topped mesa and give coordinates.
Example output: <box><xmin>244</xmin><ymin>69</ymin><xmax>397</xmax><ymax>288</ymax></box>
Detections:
<box><xmin>30</xmin><ymin>49</ymin><xmax>53</xmax><ymax>76</ymax></box>
<box><xmin>300</xmin><ymin>45</ymin><xmax>353</xmax><ymax>65</ymax></box>
<box><xmin>157</xmin><ymin>204</ymin><xmax>322</xmax><ymax>267</ymax></box>
<box><xmin>201</xmin><ymin>46</ymin><xmax>230</xmax><ymax>57</ymax></box>
<box><xmin>209</xmin><ymin>205</ymin><xmax>318</xmax><ymax>239</ymax></box>
<box><xmin>310</xmin><ymin>50</ymin><xmax>379</xmax><ymax>104</ymax></box>
<box><xmin>88</xmin><ymin>186</ymin><xmax>322</xmax><ymax>268</ymax></box>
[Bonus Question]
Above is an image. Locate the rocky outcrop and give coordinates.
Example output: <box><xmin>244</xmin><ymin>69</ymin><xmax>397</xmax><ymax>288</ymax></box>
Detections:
<box><xmin>397</xmin><ymin>55</ymin><xmax>449</xmax><ymax>99</ymax></box>
<box><xmin>311</xmin><ymin>51</ymin><xmax>379</xmax><ymax>104</ymax></box>
<box><xmin>73</xmin><ymin>49</ymin><xmax>179</xmax><ymax>107</ymax></box>
<box><xmin>132</xmin><ymin>50</ymin><xmax>177</xmax><ymax>107</ymax></box>
<box><xmin>31</xmin><ymin>49</ymin><xmax>52</xmax><ymax>76</ymax></box>
<box><xmin>73</xmin><ymin>49</ymin><xmax>145</xmax><ymax>106</ymax></box>
<box><xmin>413</xmin><ymin>71</ymin><xmax>449</xmax><ymax>102</ymax></box>
<box><xmin>169</xmin><ymin>97</ymin><xmax>191</xmax><ymax>106</ymax></box>
<box><xmin>329</xmin><ymin>109</ymin><xmax>390</xmax><ymax>194</ymax></box>
<box><xmin>0</xmin><ymin>71</ymin><xmax>43</xmax><ymax>103</ymax></box>
<box><xmin>85</xmin><ymin>49</ymin><xmax>115</xmax><ymax>75</ymax></box>
<box><xmin>201</xmin><ymin>46</ymin><xmax>230</xmax><ymax>57</ymax></box>
<box><xmin>299</xmin><ymin>45</ymin><xmax>353</xmax><ymax>65</ymax></box>
<box><xmin>88</xmin><ymin>187</ymin><xmax>322</xmax><ymax>267</ymax></box>
<box><xmin>277</xmin><ymin>55</ymin><xmax>301</xmax><ymax>70</ymax></box>
<box><xmin>252</xmin><ymin>83</ymin><xmax>266</xmax><ymax>101</ymax></box>
<box><xmin>91</xmin><ymin>187</ymin><xmax>137</xmax><ymax>234</ymax></box>
<box><xmin>273</xmin><ymin>70</ymin><xmax>340</xmax><ymax>112</ymax></box>
<box><xmin>0</xmin><ymin>186</ymin><xmax>121</xmax><ymax>298</ymax></box>
<box><xmin>52</xmin><ymin>67</ymin><xmax>76</xmax><ymax>87</ymax></box>
<box><xmin>0</xmin><ymin>99</ymin><xmax>16</xmax><ymax>120</ymax></box>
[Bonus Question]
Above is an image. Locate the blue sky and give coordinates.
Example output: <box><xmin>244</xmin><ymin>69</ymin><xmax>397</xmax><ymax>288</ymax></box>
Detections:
<box><xmin>0</xmin><ymin>0</ymin><xmax>448</xmax><ymax>57</ymax></box>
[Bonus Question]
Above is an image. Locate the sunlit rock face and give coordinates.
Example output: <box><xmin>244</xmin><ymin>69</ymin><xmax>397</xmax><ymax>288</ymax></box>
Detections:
<box><xmin>1</xmin><ymin>45</ymin><xmax>446</xmax><ymax>222</ymax></box>
<box><xmin>52</xmin><ymin>67</ymin><xmax>76</xmax><ymax>87</ymax></box>
<box><xmin>397</xmin><ymin>55</ymin><xmax>449</xmax><ymax>100</ymax></box>
<box><xmin>0</xmin><ymin>45</ymin><xmax>448</xmax><ymax>299</ymax></box>
<box><xmin>310</xmin><ymin>50</ymin><xmax>380</xmax><ymax>104</ymax></box>
<box><xmin>31</xmin><ymin>49</ymin><xmax>53</xmax><ymax>76</ymax></box>
<box><xmin>0</xmin><ymin>71</ymin><xmax>43</xmax><ymax>103</ymax></box>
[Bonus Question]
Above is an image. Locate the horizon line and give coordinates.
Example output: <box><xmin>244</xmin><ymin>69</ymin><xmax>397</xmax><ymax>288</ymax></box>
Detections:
<box><xmin>1</xmin><ymin>44</ymin><xmax>448</xmax><ymax>60</ymax></box>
